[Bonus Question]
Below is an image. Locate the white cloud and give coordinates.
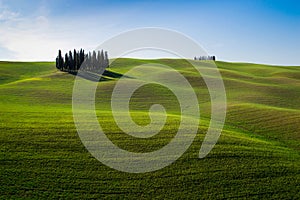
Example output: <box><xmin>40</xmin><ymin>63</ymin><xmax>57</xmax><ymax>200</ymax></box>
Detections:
<box><xmin>0</xmin><ymin>9</ymin><xmax>19</xmax><ymax>21</ymax></box>
<box><xmin>0</xmin><ymin>0</ymin><xmax>19</xmax><ymax>21</ymax></box>
<box><xmin>0</xmin><ymin>3</ymin><xmax>97</xmax><ymax>61</ymax></box>
<box><xmin>0</xmin><ymin>2</ymin><xmax>124</xmax><ymax>61</ymax></box>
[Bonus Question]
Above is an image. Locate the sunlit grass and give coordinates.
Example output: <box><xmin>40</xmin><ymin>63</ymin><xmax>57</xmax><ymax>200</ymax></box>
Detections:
<box><xmin>0</xmin><ymin>59</ymin><xmax>299</xmax><ymax>199</ymax></box>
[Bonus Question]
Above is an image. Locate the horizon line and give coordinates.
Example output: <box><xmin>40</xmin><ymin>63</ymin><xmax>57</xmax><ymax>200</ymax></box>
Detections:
<box><xmin>0</xmin><ymin>58</ymin><xmax>299</xmax><ymax>67</ymax></box>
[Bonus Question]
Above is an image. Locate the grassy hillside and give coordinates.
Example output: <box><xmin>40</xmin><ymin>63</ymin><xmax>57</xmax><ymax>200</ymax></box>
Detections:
<box><xmin>0</xmin><ymin>59</ymin><xmax>299</xmax><ymax>199</ymax></box>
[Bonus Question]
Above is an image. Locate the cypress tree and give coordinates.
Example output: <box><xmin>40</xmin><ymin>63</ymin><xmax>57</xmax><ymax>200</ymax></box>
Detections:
<box><xmin>58</xmin><ymin>50</ymin><xmax>64</xmax><ymax>70</ymax></box>
<box><xmin>69</xmin><ymin>51</ymin><xmax>73</xmax><ymax>72</ymax></box>
<box><xmin>92</xmin><ymin>51</ymin><xmax>97</xmax><ymax>72</ymax></box>
<box><xmin>64</xmin><ymin>53</ymin><xmax>69</xmax><ymax>71</ymax></box>
<box><xmin>73</xmin><ymin>49</ymin><xmax>77</xmax><ymax>73</ymax></box>
<box><xmin>56</xmin><ymin>57</ymin><xmax>59</xmax><ymax>69</ymax></box>
<box><xmin>88</xmin><ymin>52</ymin><xmax>92</xmax><ymax>71</ymax></box>
<box><xmin>79</xmin><ymin>49</ymin><xmax>85</xmax><ymax>68</ymax></box>
<box><xmin>104</xmin><ymin>51</ymin><xmax>109</xmax><ymax>68</ymax></box>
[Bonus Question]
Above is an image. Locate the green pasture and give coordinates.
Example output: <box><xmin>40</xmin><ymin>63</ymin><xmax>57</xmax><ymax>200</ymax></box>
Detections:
<box><xmin>0</xmin><ymin>59</ymin><xmax>299</xmax><ymax>199</ymax></box>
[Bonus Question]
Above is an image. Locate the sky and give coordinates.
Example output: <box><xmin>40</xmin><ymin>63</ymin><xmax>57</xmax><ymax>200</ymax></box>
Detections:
<box><xmin>0</xmin><ymin>0</ymin><xmax>299</xmax><ymax>65</ymax></box>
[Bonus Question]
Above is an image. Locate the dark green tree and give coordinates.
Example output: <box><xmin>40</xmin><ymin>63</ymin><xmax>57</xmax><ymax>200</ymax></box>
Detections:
<box><xmin>104</xmin><ymin>51</ymin><xmax>109</xmax><ymax>68</ymax></box>
<box><xmin>56</xmin><ymin>50</ymin><xmax>64</xmax><ymax>70</ymax></box>
<box><xmin>64</xmin><ymin>53</ymin><xmax>69</xmax><ymax>71</ymax></box>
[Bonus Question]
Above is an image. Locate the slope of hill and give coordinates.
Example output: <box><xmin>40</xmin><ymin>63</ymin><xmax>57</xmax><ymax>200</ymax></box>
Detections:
<box><xmin>0</xmin><ymin>59</ymin><xmax>299</xmax><ymax>199</ymax></box>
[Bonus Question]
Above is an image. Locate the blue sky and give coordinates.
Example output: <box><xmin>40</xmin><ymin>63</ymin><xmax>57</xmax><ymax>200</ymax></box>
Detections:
<box><xmin>0</xmin><ymin>0</ymin><xmax>299</xmax><ymax>65</ymax></box>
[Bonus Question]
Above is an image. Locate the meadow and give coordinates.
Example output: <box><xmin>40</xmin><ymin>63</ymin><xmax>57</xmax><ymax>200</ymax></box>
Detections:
<box><xmin>0</xmin><ymin>59</ymin><xmax>299</xmax><ymax>199</ymax></box>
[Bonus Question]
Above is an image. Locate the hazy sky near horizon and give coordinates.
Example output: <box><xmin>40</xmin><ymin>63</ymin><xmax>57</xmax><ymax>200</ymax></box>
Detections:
<box><xmin>0</xmin><ymin>0</ymin><xmax>299</xmax><ymax>65</ymax></box>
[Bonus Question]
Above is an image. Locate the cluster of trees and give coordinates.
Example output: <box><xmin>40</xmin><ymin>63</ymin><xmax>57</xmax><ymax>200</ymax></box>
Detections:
<box><xmin>56</xmin><ymin>49</ymin><xmax>109</xmax><ymax>74</ymax></box>
<box><xmin>194</xmin><ymin>56</ymin><xmax>216</xmax><ymax>61</ymax></box>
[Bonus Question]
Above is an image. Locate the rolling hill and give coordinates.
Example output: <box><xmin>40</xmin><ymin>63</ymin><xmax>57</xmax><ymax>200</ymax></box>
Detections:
<box><xmin>0</xmin><ymin>59</ymin><xmax>299</xmax><ymax>199</ymax></box>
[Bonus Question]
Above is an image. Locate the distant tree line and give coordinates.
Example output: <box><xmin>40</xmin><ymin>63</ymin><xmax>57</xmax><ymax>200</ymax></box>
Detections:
<box><xmin>194</xmin><ymin>56</ymin><xmax>216</xmax><ymax>61</ymax></box>
<box><xmin>56</xmin><ymin>49</ymin><xmax>109</xmax><ymax>74</ymax></box>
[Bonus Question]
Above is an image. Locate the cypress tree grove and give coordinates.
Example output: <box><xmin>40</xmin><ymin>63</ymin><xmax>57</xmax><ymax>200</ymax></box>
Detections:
<box><xmin>194</xmin><ymin>55</ymin><xmax>216</xmax><ymax>61</ymax></box>
<box><xmin>55</xmin><ymin>49</ymin><xmax>109</xmax><ymax>75</ymax></box>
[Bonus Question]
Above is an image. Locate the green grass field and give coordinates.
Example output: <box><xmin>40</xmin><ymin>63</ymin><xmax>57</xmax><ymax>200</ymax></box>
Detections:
<box><xmin>0</xmin><ymin>59</ymin><xmax>299</xmax><ymax>199</ymax></box>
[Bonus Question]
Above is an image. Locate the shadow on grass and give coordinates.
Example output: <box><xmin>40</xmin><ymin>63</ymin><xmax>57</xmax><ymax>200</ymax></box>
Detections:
<box><xmin>69</xmin><ymin>70</ymin><xmax>126</xmax><ymax>82</ymax></box>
